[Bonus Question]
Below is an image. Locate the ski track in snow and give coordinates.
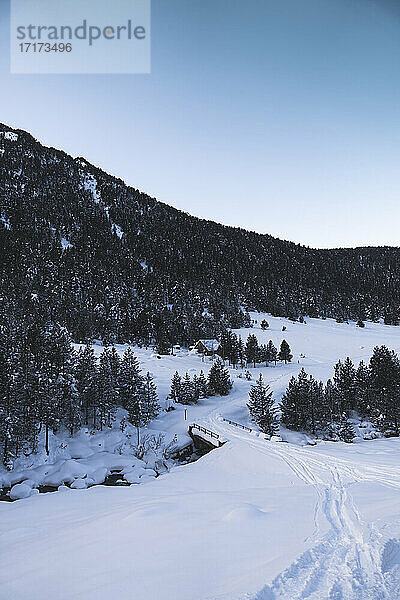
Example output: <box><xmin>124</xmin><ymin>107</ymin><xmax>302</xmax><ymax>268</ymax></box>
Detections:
<box><xmin>202</xmin><ymin>411</ymin><xmax>399</xmax><ymax>599</ymax></box>
<box><xmin>4</xmin><ymin>315</ymin><xmax>400</xmax><ymax>600</ymax></box>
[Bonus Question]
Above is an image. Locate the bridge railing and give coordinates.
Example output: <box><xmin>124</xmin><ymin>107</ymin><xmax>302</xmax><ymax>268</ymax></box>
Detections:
<box><xmin>222</xmin><ymin>417</ymin><xmax>254</xmax><ymax>433</ymax></box>
<box><xmin>190</xmin><ymin>423</ymin><xmax>220</xmax><ymax>440</ymax></box>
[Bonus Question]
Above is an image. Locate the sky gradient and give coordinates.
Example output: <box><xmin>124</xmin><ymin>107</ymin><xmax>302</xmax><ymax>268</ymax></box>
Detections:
<box><xmin>1</xmin><ymin>0</ymin><xmax>400</xmax><ymax>248</ymax></box>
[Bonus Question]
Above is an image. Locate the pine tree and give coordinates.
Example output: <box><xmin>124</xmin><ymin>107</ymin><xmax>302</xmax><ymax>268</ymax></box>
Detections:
<box><xmin>258</xmin><ymin>344</ymin><xmax>268</xmax><ymax>366</ymax></box>
<box><xmin>119</xmin><ymin>347</ymin><xmax>143</xmax><ymax>427</ymax></box>
<box><xmin>369</xmin><ymin>346</ymin><xmax>400</xmax><ymax>435</ymax></box>
<box><xmin>333</xmin><ymin>357</ymin><xmax>356</xmax><ymax>416</ymax></box>
<box><xmin>207</xmin><ymin>358</ymin><xmax>232</xmax><ymax>396</ymax></box>
<box><xmin>278</xmin><ymin>339</ymin><xmax>292</xmax><ymax>364</ymax></box>
<box><xmin>245</xmin><ymin>334</ymin><xmax>259</xmax><ymax>367</ymax></box>
<box><xmin>170</xmin><ymin>371</ymin><xmax>182</xmax><ymax>402</ymax></box>
<box><xmin>38</xmin><ymin>324</ymin><xmax>75</xmax><ymax>453</ymax></box>
<box><xmin>337</xmin><ymin>416</ymin><xmax>355</xmax><ymax>443</ymax></box>
<box><xmin>247</xmin><ymin>374</ymin><xmax>278</xmax><ymax>436</ymax></box>
<box><xmin>56</xmin><ymin>371</ymin><xmax>81</xmax><ymax>436</ymax></box>
<box><xmin>260</xmin><ymin>319</ymin><xmax>269</xmax><ymax>330</ymax></box>
<box><xmin>355</xmin><ymin>361</ymin><xmax>371</xmax><ymax>417</ymax></box>
<box><xmin>131</xmin><ymin>372</ymin><xmax>160</xmax><ymax>445</ymax></box>
<box><xmin>280</xmin><ymin>369</ymin><xmax>310</xmax><ymax>431</ymax></box>
<box><xmin>323</xmin><ymin>378</ymin><xmax>340</xmax><ymax>424</ymax></box>
<box><xmin>97</xmin><ymin>347</ymin><xmax>119</xmax><ymax>430</ymax></box>
<box><xmin>197</xmin><ymin>370</ymin><xmax>208</xmax><ymax>398</ymax></box>
<box><xmin>75</xmin><ymin>345</ymin><xmax>98</xmax><ymax>427</ymax></box>
<box><xmin>155</xmin><ymin>336</ymin><xmax>171</xmax><ymax>355</ymax></box>
<box><xmin>238</xmin><ymin>338</ymin><xmax>246</xmax><ymax>368</ymax></box>
<box><xmin>266</xmin><ymin>340</ymin><xmax>278</xmax><ymax>365</ymax></box>
<box><xmin>180</xmin><ymin>372</ymin><xmax>196</xmax><ymax>404</ymax></box>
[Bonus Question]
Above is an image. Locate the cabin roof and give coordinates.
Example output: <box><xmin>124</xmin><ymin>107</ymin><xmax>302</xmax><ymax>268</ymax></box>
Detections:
<box><xmin>195</xmin><ymin>339</ymin><xmax>220</xmax><ymax>351</ymax></box>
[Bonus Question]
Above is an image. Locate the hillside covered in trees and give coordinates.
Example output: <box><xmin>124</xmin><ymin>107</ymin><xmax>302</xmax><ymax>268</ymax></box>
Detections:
<box><xmin>2</xmin><ymin>123</ymin><xmax>400</xmax><ymax>346</ymax></box>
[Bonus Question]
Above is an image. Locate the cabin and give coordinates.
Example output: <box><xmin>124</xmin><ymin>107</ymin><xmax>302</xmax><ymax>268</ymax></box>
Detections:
<box><xmin>194</xmin><ymin>339</ymin><xmax>221</xmax><ymax>356</ymax></box>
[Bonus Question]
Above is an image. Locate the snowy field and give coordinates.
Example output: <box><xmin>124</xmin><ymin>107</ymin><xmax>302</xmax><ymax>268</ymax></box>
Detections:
<box><xmin>2</xmin><ymin>314</ymin><xmax>400</xmax><ymax>599</ymax></box>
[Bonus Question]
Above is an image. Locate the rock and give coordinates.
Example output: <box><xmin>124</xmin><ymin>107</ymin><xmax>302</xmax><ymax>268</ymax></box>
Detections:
<box><xmin>57</xmin><ymin>485</ymin><xmax>70</xmax><ymax>492</ymax></box>
<box><xmin>142</xmin><ymin>468</ymin><xmax>157</xmax><ymax>477</ymax></box>
<box><xmin>154</xmin><ymin>459</ymin><xmax>169</xmax><ymax>474</ymax></box>
<box><xmin>70</xmin><ymin>478</ymin><xmax>87</xmax><ymax>489</ymax></box>
<box><xmin>123</xmin><ymin>471</ymin><xmax>141</xmax><ymax>484</ymax></box>
<box><xmin>9</xmin><ymin>483</ymin><xmax>33</xmax><ymax>500</ymax></box>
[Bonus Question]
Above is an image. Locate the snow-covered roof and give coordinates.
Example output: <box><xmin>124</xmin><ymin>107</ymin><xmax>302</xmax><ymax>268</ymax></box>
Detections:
<box><xmin>195</xmin><ymin>339</ymin><xmax>220</xmax><ymax>351</ymax></box>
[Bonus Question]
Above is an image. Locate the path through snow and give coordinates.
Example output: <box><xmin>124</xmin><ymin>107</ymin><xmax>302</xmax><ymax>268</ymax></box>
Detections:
<box><xmin>205</xmin><ymin>413</ymin><xmax>400</xmax><ymax>599</ymax></box>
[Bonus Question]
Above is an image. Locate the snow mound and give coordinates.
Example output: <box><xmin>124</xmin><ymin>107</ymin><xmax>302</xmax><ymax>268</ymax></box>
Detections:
<box><xmin>223</xmin><ymin>504</ymin><xmax>268</xmax><ymax>522</ymax></box>
<box><xmin>9</xmin><ymin>483</ymin><xmax>34</xmax><ymax>500</ymax></box>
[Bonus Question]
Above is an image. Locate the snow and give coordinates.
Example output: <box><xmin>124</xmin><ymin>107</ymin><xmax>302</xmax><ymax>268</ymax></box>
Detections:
<box><xmin>60</xmin><ymin>237</ymin><xmax>73</xmax><ymax>250</ymax></box>
<box><xmin>9</xmin><ymin>483</ymin><xmax>36</xmax><ymax>500</ymax></box>
<box><xmin>2</xmin><ymin>314</ymin><xmax>400</xmax><ymax>599</ymax></box>
<box><xmin>0</xmin><ymin>216</ymin><xmax>11</xmax><ymax>230</ymax></box>
<box><xmin>0</xmin><ymin>130</ymin><xmax>18</xmax><ymax>141</ymax></box>
<box><xmin>112</xmin><ymin>223</ymin><xmax>124</xmax><ymax>238</ymax></box>
<box><xmin>195</xmin><ymin>338</ymin><xmax>221</xmax><ymax>352</ymax></box>
<box><xmin>81</xmin><ymin>172</ymin><xmax>101</xmax><ymax>203</ymax></box>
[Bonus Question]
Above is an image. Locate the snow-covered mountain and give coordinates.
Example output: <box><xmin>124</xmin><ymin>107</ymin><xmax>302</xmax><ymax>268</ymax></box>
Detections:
<box><xmin>2</xmin><ymin>123</ymin><xmax>400</xmax><ymax>348</ymax></box>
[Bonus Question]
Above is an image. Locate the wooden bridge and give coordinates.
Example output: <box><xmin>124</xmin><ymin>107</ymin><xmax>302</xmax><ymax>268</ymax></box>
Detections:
<box><xmin>188</xmin><ymin>423</ymin><xmax>225</xmax><ymax>451</ymax></box>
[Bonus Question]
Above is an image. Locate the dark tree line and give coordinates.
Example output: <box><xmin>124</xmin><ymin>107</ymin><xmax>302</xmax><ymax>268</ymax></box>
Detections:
<box><xmin>0</xmin><ymin>321</ymin><xmax>159</xmax><ymax>467</ymax></box>
<box><xmin>281</xmin><ymin>346</ymin><xmax>400</xmax><ymax>441</ymax></box>
<box><xmin>170</xmin><ymin>358</ymin><xmax>232</xmax><ymax>404</ymax></box>
<box><xmin>219</xmin><ymin>330</ymin><xmax>292</xmax><ymax>368</ymax></box>
<box><xmin>2</xmin><ymin>123</ymin><xmax>400</xmax><ymax>352</ymax></box>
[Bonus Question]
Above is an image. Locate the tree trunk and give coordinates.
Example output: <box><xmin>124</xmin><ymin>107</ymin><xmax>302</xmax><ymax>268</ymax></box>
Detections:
<box><xmin>45</xmin><ymin>424</ymin><xmax>49</xmax><ymax>455</ymax></box>
<box><xmin>3</xmin><ymin>436</ymin><xmax>8</xmax><ymax>467</ymax></box>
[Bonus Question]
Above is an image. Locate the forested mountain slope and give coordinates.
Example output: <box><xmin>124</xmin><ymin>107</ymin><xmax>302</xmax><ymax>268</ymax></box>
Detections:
<box><xmin>1</xmin><ymin>123</ymin><xmax>400</xmax><ymax>345</ymax></box>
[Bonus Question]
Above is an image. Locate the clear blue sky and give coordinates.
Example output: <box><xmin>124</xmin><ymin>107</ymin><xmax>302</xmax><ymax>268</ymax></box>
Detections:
<box><xmin>1</xmin><ymin>0</ymin><xmax>400</xmax><ymax>248</ymax></box>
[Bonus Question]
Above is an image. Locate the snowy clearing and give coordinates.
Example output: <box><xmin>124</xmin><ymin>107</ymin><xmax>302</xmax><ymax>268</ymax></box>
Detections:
<box><xmin>2</xmin><ymin>315</ymin><xmax>400</xmax><ymax>599</ymax></box>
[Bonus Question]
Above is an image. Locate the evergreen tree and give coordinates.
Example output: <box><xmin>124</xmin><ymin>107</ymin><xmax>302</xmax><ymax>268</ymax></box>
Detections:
<box><xmin>245</xmin><ymin>334</ymin><xmax>259</xmax><ymax>367</ymax></box>
<box><xmin>258</xmin><ymin>344</ymin><xmax>268</xmax><ymax>366</ymax></box>
<box><xmin>323</xmin><ymin>378</ymin><xmax>340</xmax><ymax>423</ymax></box>
<box><xmin>337</xmin><ymin>416</ymin><xmax>355</xmax><ymax>443</ymax></box>
<box><xmin>260</xmin><ymin>319</ymin><xmax>269</xmax><ymax>330</ymax></box>
<box><xmin>170</xmin><ymin>371</ymin><xmax>182</xmax><ymax>402</ymax></box>
<box><xmin>280</xmin><ymin>369</ymin><xmax>310</xmax><ymax>431</ymax></box>
<box><xmin>155</xmin><ymin>336</ymin><xmax>171</xmax><ymax>355</ymax></box>
<box><xmin>237</xmin><ymin>338</ymin><xmax>246</xmax><ymax>368</ymax></box>
<box><xmin>38</xmin><ymin>324</ymin><xmax>75</xmax><ymax>453</ymax></box>
<box><xmin>208</xmin><ymin>358</ymin><xmax>232</xmax><ymax>396</ymax></box>
<box><xmin>333</xmin><ymin>357</ymin><xmax>356</xmax><ymax>415</ymax></box>
<box><xmin>56</xmin><ymin>370</ymin><xmax>81</xmax><ymax>436</ymax></box>
<box><xmin>278</xmin><ymin>339</ymin><xmax>292</xmax><ymax>364</ymax></box>
<box><xmin>179</xmin><ymin>372</ymin><xmax>196</xmax><ymax>404</ymax></box>
<box><xmin>354</xmin><ymin>361</ymin><xmax>371</xmax><ymax>417</ymax></box>
<box><xmin>266</xmin><ymin>340</ymin><xmax>278</xmax><ymax>365</ymax></box>
<box><xmin>369</xmin><ymin>346</ymin><xmax>400</xmax><ymax>435</ymax></box>
<box><xmin>97</xmin><ymin>347</ymin><xmax>119</xmax><ymax>430</ymax></box>
<box><xmin>75</xmin><ymin>345</ymin><xmax>98</xmax><ymax>426</ymax></box>
<box><xmin>197</xmin><ymin>370</ymin><xmax>209</xmax><ymax>398</ymax></box>
<box><xmin>131</xmin><ymin>372</ymin><xmax>160</xmax><ymax>445</ymax></box>
<box><xmin>247</xmin><ymin>374</ymin><xmax>278</xmax><ymax>436</ymax></box>
<box><xmin>119</xmin><ymin>347</ymin><xmax>143</xmax><ymax>426</ymax></box>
